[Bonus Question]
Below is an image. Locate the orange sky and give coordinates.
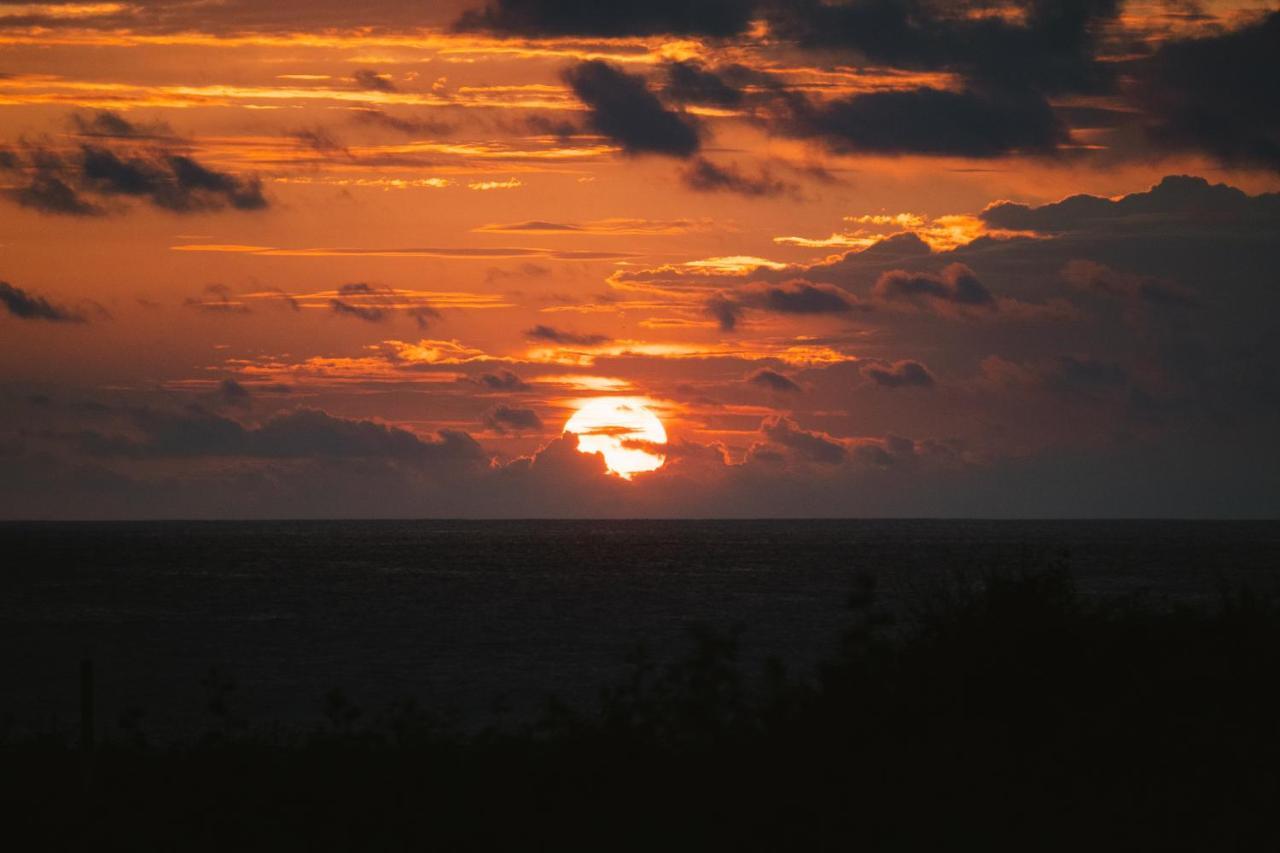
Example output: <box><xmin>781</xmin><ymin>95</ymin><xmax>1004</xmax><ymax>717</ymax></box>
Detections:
<box><xmin>2</xmin><ymin>0</ymin><xmax>1278</xmax><ymax>517</ymax></box>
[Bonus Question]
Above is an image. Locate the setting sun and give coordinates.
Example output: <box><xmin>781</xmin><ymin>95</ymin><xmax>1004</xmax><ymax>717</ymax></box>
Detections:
<box><xmin>564</xmin><ymin>397</ymin><xmax>667</xmax><ymax>479</ymax></box>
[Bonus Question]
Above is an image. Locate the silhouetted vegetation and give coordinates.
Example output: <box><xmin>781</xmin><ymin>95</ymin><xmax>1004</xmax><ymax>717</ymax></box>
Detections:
<box><xmin>4</xmin><ymin>571</ymin><xmax>1280</xmax><ymax>850</ymax></box>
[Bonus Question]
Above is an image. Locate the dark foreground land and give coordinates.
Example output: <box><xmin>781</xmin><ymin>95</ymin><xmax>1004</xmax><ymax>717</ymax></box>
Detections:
<box><xmin>4</xmin><ymin>571</ymin><xmax>1280</xmax><ymax>851</ymax></box>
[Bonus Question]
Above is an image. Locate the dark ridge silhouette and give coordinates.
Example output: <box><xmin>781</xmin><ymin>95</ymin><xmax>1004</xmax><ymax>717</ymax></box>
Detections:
<box><xmin>3</xmin><ymin>571</ymin><xmax>1279</xmax><ymax>850</ymax></box>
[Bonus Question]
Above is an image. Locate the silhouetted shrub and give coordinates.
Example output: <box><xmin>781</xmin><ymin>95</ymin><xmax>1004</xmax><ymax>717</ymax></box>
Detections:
<box><xmin>3</xmin><ymin>571</ymin><xmax>1279</xmax><ymax>851</ymax></box>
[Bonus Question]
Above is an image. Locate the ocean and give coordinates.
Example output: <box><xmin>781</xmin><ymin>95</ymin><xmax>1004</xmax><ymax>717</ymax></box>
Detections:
<box><xmin>3</xmin><ymin>519</ymin><xmax>1278</xmax><ymax>739</ymax></box>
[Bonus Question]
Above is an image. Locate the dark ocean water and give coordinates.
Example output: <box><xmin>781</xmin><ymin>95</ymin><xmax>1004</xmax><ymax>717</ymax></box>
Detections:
<box><xmin>3</xmin><ymin>519</ymin><xmax>1279</xmax><ymax>739</ymax></box>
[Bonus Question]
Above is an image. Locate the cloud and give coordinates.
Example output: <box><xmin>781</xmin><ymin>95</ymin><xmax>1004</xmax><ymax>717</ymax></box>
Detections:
<box><xmin>476</xmin><ymin>218</ymin><xmax>707</xmax><ymax>235</ymax></box>
<box><xmin>707</xmin><ymin>280</ymin><xmax>864</xmax><ymax>330</ymax></box>
<box><xmin>19</xmin><ymin>149</ymin><xmax>261</xmax><ymax>216</ymax></box>
<box><xmin>746</xmin><ymin>0</ymin><xmax>1119</xmax><ymax>161</ymax></box>
<box><xmin>758</xmin><ymin>416</ymin><xmax>846</xmax><ymax>465</ymax></box>
<box><xmin>769</xmin><ymin>0</ymin><xmax>1119</xmax><ymax>96</ymax></box>
<box><xmin>173</xmin><ymin>244</ymin><xmax>638</xmax><ymax>261</ymax></box>
<box><xmin>71</xmin><ymin>110</ymin><xmax>173</xmax><ymax>140</ymax></box>
<box><xmin>562</xmin><ymin>61</ymin><xmax>700</xmax><ymax>157</ymax></box>
<box><xmin>753</xmin><ymin>280</ymin><xmax>860</xmax><ymax>314</ymax></box>
<box><xmin>467</xmin><ymin>370</ymin><xmax>531</xmax><ymax>392</ymax></box>
<box><xmin>747</xmin><ymin>368</ymin><xmax>802</xmax><ymax>393</ymax></box>
<box><xmin>351</xmin><ymin>108</ymin><xmax>452</xmax><ymax>136</ymax></box>
<box><xmin>85</xmin><ymin>406</ymin><xmax>488</xmax><ymax>464</ymax></box>
<box><xmin>1062</xmin><ymin>260</ymin><xmax>1200</xmax><ymax>309</ymax></box>
<box><xmin>777</xmin><ymin>86</ymin><xmax>1066</xmax><ymax>158</ymax></box>
<box><xmin>860</xmin><ymin>360</ymin><xmax>935</xmax><ymax>389</ymax></box>
<box><xmin>407</xmin><ymin>306</ymin><xmax>442</xmax><ymax>329</ymax></box>
<box><xmin>480</xmin><ymin>220</ymin><xmax>580</xmax><ymax>234</ymax></box>
<box><xmin>455</xmin><ymin>0</ymin><xmax>757</xmax><ymax>37</ymax></box>
<box><xmin>1047</xmin><ymin>356</ymin><xmax>1127</xmax><ymax>392</ymax></box>
<box><xmin>352</xmin><ymin>69</ymin><xmax>396</xmax><ymax>92</ymax></box>
<box><xmin>184</xmin><ymin>284</ymin><xmax>250</xmax><ymax>314</ymax></box>
<box><xmin>703</xmin><ymin>294</ymin><xmax>743</xmax><ymax>331</ymax></box>
<box><xmin>0</xmin><ymin>281</ymin><xmax>85</xmax><ymax>322</ymax></box>
<box><xmin>329</xmin><ymin>299</ymin><xmax>386</xmax><ymax>322</ymax></box>
<box><xmin>484</xmin><ymin>404</ymin><xmax>544</xmax><ymax>434</ymax></box>
<box><xmin>290</xmin><ymin>127</ymin><xmax>349</xmax><ymax>155</ymax></box>
<box><xmin>218</xmin><ymin>378</ymin><xmax>252</xmax><ymax>407</ymax></box>
<box><xmin>485</xmin><ymin>263</ymin><xmax>551</xmax><ymax>283</ymax></box>
<box><xmin>681</xmin><ymin>158</ymin><xmax>793</xmax><ymax>197</ymax></box>
<box><xmin>873</xmin><ymin>264</ymin><xmax>996</xmax><ymax>309</ymax></box>
<box><xmin>3</xmin><ymin>117</ymin><xmax>267</xmax><ymax>216</ymax></box>
<box><xmin>664</xmin><ymin>61</ymin><xmax>744</xmax><ymax>107</ymax></box>
<box><xmin>325</xmin><ymin>283</ymin><xmax>440</xmax><ymax>327</ymax></box>
<box><xmin>8</xmin><ymin>155</ymin><xmax>101</xmax><ymax>216</ymax></box>
<box><xmin>982</xmin><ymin>355</ymin><xmax>1128</xmax><ymax>395</ymax></box>
<box><xmin>981</xmin><ymin>175</ymin><xmax>1280</xmax><ymax>234</ymax></box>
<box><xmin>1134</xmin><ymin>11</ymin><xmax>1280</xmax><ymax>171</ymax></box>
<box><xmin>525</xmin><ymin>324</ymin><xmax>611</xmax><ymax>346</ymax></box>
<box><xmin>80</xmin><ymin>146</ymin><xmax>267</xmax><ymax>212</ymax></box>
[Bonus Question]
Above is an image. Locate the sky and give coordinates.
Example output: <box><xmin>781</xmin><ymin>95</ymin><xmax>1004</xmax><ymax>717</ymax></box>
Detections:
<box><xmin>1</xmin><ymin>0</ymin><xmax>1278</xmax><ymax>518</ymax></box>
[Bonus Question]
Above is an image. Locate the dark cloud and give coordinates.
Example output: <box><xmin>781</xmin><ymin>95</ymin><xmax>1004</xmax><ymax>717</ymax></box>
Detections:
<box><xmin>351</xmin><ymin>108</ymin><xmax>453</xmax><ymax>137</ymax></box>
<box><xmin>1062</xmin><ymin>260</ymin><xmax>1200</xmax><ymax>309</ymax></box>
<box><xmin>484</xmin><ymin>404</ymin><xmax>544</xmax><ymax>434</ymax></box>
<box><xmin>873</xmin><ymin>264</ymin><xmax>996</xmax><ymax>309</ymax></box>
<box><xmin>768</xmin><ymin>0</ymin><xmax>1120</xmax><ymax>96</ymax></box>
<box><xmin>521</xmin><ymin>115</ymin><xmax>583</xmax><ymax>140</ymax></box>
<box><xmin>468</xmin><ymin>370</ymin><xmax>531</xmax><ymax>392</ymax></box>
<box><xmin>261</xmin><ymin>287</ymin><xmax>301</xmax><ymax>312</ymax></box>
<box><xmin>407</xmin><ymin>306</ymin><xmax>442</xmax><ymax>329</ymax></box>
<box><xmin>3</xmin><ymin>122</ymin><xmax>267</xmax><ymax>216</ymax></box>
<box><xmin>983</xmin><ymin>354</ymin><xmax>1128</xmax><ymax>395</ymax></box>
<box><xmin>290</xmin><ymin>127</ymin><xmax>349</xmax><ymax>155</ymax></box>
<box><xmin>484</xmin><ymin>220</ymin><xmax>581</xmax><ymax>233</ymax></box>
<box><xmin>562</xmin><ymin>61</ymin><xmax>700</xmax><ymax>157</ymax></box>
<box><xmin>84</xmin><ymin>406</ymin><xmax>488</xmax><ymax>464</ymax></box>
<box><xmin>0</xmin><ymin>281</ymin><xmax>85</xmax><ymax>322</ymax></box>
<box><xmin>455</xmin><ymin>0</ymin><xmax>757</xmax><ymax>37</ymax></box>
<box><xmin>756</xmin><ymin>280</ymin><xmax>860</xmax><ymax>315</ymax></box>
<box><xmin>664</xmin><ymin>61</ymin><xmax>743</xmax><ymax>107</ymax></box>
<box><xmin>751</xmin><ymin>0</ymin><xmax>1122</xmax><ymax>158</ymax></box>
<box><xmin>860</xmin><ymin>360</ymin><xmax>935</xmax><ymax>389</ymax></box>
<box><xmin>71</xmin><ymin>110</ymin><xmax>173</xmax><ymax>140</ymax></box>
<box><xmin>706</xmin><ymin>280</ymin><xmax>862</xmax><ymax>330</ymax></box>
<box><xmin>85</xmin><ymin>147</ymin><xmax>267</xmax><ymax>212</ymax></box>
<box><xmin>848</xmin><ymin>435</ymin><xmax>922</xmax><ymax>470</ymax></box>
<box><xmin>1134</xmin><ymin>11</ymin><xmax>1280</xmax><ymax>171</ymax></box>
<box><xmin>352</xmin><ymin>69</ymin><xmax>396</xmax><ymax>92</ymax></box>
<box><xmin>705</xmin><ymin>295</ymin><xmax>743</xmax><ymax>331</ymax></box>
<box><xmin>777</xmin><ymin>86</ymin><xmax>1066</xmax><ymax>158</ymax></box>
<box><xmin>218</xmin><ymin>378</ymin><xmax>251</xmax><ymax>407</ymax></box>
<box><xmin>327</xmin><ymin>283</ymin><xmax>438</xmax><ymax>326</ymax></box>
<box><xmin>747</xmin><ymin>368</ymin><xmax>802</xmax><ymax>393</ymax></box>
<box><xmin>681</xmin><ymin>157</ymin><xmax>793</xmax><ymax>197</ymax></box>
<box><xmin>981</xmin><ymin>175</ymin><xmax>1280</xmax><ymax>233</ymax></box>
<box><xmin>184</xmin><ymin>284</ymin><xmax>250</xmax><ymax>314</ymax></box>
<box><xmin>759</xmin><ymin>416</ymin><xmax>846</xmax><ymax>465</ymax></box>
<box><xmin>524</xmin><ymin>324</ymin><xmax>611</xmax><ymax>346</ymax></box>
<box><xmin>1048</xmin><ymin>355</ymin><xmax>1127</xmax><ymax>392</ymax></box>
<box><xmin>329</xmin><ymin>299</ymin><xmax>386</xmax><ymax>322</ymax></box>
<box><xmin>851</xmin><ymin>443</ymin><xmax>895</xmax><ymax>469</ymax></box>
<box><xmin>9</xmin><ymin>156</ymin><xmax>101</xmax><ymax>216</ymax></box>
<box><xmin>485</xmin><ymin>263</ymin><xmax>552</xmax><ymax>283</ymax></box>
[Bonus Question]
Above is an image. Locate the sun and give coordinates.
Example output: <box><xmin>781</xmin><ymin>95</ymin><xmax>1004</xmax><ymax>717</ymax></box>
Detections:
<box><xmin>564</xmin><ymin>397</ymin><xmax>667</xmax><ymax>479</ymax></box>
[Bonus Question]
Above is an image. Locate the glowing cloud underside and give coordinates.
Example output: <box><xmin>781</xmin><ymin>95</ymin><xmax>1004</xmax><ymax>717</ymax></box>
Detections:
<box><xmin>564</xmin><ymin>397</ymin><xmax>667</xmax><ymax>479</ymax></box>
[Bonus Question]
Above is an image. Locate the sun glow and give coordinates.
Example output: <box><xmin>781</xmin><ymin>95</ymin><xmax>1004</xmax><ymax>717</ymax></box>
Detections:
<box><xmin>564</xmin><ymin>397</ymin><xmax>667</xmax><ymax>479</ymax></box>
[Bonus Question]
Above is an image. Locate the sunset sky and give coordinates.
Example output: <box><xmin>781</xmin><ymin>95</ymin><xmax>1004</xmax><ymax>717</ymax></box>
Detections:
<box><xmin>1</xmin><ymin>0</ymin><xmax>1278</xmax><ymax>517</ymax></box>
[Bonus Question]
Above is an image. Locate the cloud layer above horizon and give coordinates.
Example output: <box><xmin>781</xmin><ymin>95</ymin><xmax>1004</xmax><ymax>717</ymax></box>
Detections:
<box><xmin>1</xmin><ymin>1</ymin><xmax>1278</xmax><ymax>517</ymax></box>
